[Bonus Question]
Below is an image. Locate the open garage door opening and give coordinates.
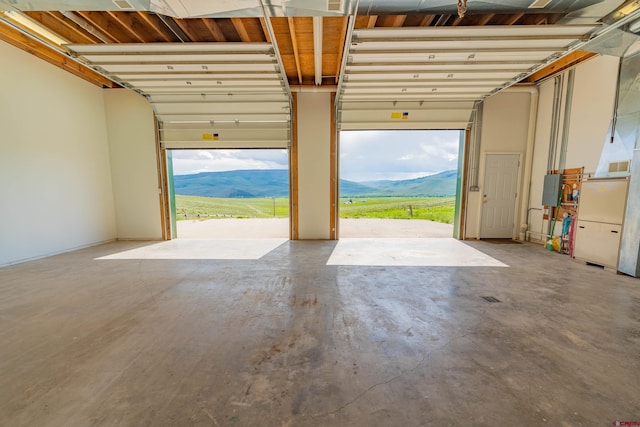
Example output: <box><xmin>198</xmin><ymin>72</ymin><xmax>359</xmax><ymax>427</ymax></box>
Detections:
<box><xmin>339</xmin><ymin>130</ymin><xmax>465</xmax><ymax>238</ymax></box>
<box><xmin>167</xmin><ymin>149</ymin><xmax>290</xmax><ymax>240</ymax></box>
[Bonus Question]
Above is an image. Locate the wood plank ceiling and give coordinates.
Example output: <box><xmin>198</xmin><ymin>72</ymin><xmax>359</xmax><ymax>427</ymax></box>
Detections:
<box><xmin>2</xmin><ymin>9</ymin><xmax>591</xmax><ymax>89</ymax></box>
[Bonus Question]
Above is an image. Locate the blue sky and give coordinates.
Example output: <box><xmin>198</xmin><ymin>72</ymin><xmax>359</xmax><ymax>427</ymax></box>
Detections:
<box><xmin>171</xmin><ymin>130</ymin><xmax>461</xmax><ymax>182</ymax></box>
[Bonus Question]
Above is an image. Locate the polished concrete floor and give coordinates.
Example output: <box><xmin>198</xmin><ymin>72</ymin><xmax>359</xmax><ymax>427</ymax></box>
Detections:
<box><xmin>1</xmin><ymin>239</ymin><xmax>639</xmax><ymax>426</ymax></box>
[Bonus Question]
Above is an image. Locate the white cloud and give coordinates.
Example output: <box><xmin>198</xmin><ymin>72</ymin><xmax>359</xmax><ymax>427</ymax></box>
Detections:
<box><xmin>171</xmin><ymin>149</ymin><xmax>288</xmax><ymax>175</ymax></box>
<box><xmin>340</xmin><ymin>130</ymin><xmax>461</xmax><ymax>181</ymax></box>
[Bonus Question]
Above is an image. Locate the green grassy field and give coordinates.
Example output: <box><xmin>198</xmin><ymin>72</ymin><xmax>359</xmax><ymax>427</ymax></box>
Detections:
<box><xmin>176</xmin><ymin>195</ymin><xmax>456</xmax><ymax>223</ymax></box>
<box><xmin>340</xmin><ymin>197</ymin><xmax>455</xmax><ymax>223</ymax></box>
<box><xmin>176</xmin><ymin>195</ymin><xmax>290</xmax><ymax>220</ymax></box>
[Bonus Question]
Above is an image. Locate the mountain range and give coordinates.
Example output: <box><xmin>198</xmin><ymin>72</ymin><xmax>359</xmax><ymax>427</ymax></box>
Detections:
<box><xmin>173</xmin><ymin>169</ymin><xmax>457</xmax><ymax>198</ymax></box>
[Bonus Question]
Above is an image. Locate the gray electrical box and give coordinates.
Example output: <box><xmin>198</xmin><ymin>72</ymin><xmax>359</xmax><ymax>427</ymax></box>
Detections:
<box><xmin>542</xmin><ymin>174</ymin><xmax>562</xmax><ymax>206</ymax></box>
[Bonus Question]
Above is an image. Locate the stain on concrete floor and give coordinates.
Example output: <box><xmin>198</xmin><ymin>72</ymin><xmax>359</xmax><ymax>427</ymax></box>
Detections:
<box><xmin>0</xmin><ymin>239</ymin><xmax>638</xmax><ymax>426</ymax></box>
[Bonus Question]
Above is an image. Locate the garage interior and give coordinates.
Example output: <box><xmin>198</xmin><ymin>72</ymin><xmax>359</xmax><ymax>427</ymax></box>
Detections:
<box><xmin>1</xmin><ymin>0</ymin><xmax>640</xmax><ymax>425</ymax></box>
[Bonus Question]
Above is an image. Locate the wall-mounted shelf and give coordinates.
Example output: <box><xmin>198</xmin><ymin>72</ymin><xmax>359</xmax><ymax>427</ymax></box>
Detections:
<box><xmin>542</xmin><ymin>167</ymin><xmax>584</xmax><ymax>255</ymax></box>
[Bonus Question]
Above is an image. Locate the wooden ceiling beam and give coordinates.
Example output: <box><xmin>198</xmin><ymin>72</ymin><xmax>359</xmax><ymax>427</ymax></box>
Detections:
<box><xmin>152</xmin><ymin>15</ymin><xmax>189</xmax><ymax>42</ymax></box>
<box><xmin>519</xmin><ymin>14</ymin><xmax>548</xmax><ymax>25</ymax></box>
<box><xmin>534</xmin><ymin>15</ymin><xmax>549</xmax><ymax>25</ymax></box>
<box><xmin>259</xmin><ymin>17</ymin><xmax>272</xmax><ymax>43</ymax></box>
<box><xmin>376</xmin><ymin>15</ymin><xmax>406</xmax><ymax>27</ymax></box>
<box><xmin>451</xmin><ymin>15</ymin><xmax>464</xmax><ymax>26</ymax></box>
<box><xmin>477</xmin><ymin>14</ymin><xmax>495</xmax><ymax>26</ymax></box>
<box><xmin>0</xmin><ymin>20</ymin><xmax>115</xmax><ymax>87</ymax></box>
<box><xmin>366</xmin><ymin>16</ymin><xmax>378</xmax><ymax>28</ymax></box>
<box><xmin>75</xmin><ymin>11</ymin><xmax>125</xmax><ymax>43</ymax></box>
<box><xmin>390</xmin><ymin>15</ymin><xmax>407</xmax><ymax>27</ymax></box>
<box><xmin>48</xmin><ymin>12</ymin><xmax>102</xmax><ymax>43</ymax></box>
<box><xmin>231</xmin><ymin>18</ymin><xmax>252</xmax><ymax>42</ymax></box>
<box><xmin>136</xmin><ymin>12</ymin><xmax>175</xmax><ymax>42</ymax></box>
<box><xmin>216</xmin><ymin>19</ymin><xmax>242</xmax><ymax>42</ymax></box>
<box><xmin>354</xmin><ymin>16</ymin><xmax>370</xmax><ymax>28</ymax></box>
<box><xmin>504</xmin><ymin>13</ymin><xmax>524</xmax><ymax>25</ymax></box>
<box><xmin>268</xmin><ymin>18</ymin><xmax>297</xmax><ymax>82</ymax></box>
<box><xmin>172</xmin><ymin>18</ymin><xmax>200</xmax><ymax>42</ymax></box>
<box><xmin>524</xmin><ymin>50</ymin><xmax>597</xmax><ymax>83</ymax></box>
<box><xmin>287</xmin><ymin>17</ymin><xmax>303</xmax><ymax>85</ymax></box>
<box><xmin>202</xmin><ymin>19</ymin><xmax>227</xmax><ymax>42</ymax></box>
<box><xmin>23</xmin><ymin>11</ymin><xmax>98</xmax><ymax>44</ymax></box>
<box><xmin>419</xmin><ymin>15</ymin><xmax>436</xmax><ymax>26</ymax></box>
<box><xmin>240</xmin><ymin>18</ymin><xmax>268</xmax><ymax>43</ymax></box>
<box><xmin>106</xmin><ymin>11</ymin><xmax>148</xmax><ymax>43</ymax></box>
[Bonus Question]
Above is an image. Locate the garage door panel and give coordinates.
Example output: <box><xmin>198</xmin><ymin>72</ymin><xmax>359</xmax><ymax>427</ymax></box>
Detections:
<box><xmin>339</xmin><ymin>100</ymin><xmax>473</xmax><ymax>131</ymax></box>
<box><xmin>148</xmin><ymin>94</ymin><xmax>289</xmax><ymax>103</ymax></box>
<box><xmin>153</xmin><ymin>102</ymin><xmax>290</xmax><ymax>116</ymax></box>
<box><xmin>67</xmin><ymin>42</ymin><xmax>292</xmax><ymax>148</ymax></box>
<box><xmin>162</xmin><ymin>128</ymin><xmax>287</xmax><ymax>140</ymax></box>
<box><xmin>338</xmin><ymin>24</ymin><xmax>596</xmax><ymax>129</ymax></box>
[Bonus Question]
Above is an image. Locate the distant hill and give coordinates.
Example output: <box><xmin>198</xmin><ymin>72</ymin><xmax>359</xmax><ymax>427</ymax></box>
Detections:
<box><xmin>173</xmin><ymin>169</ymin><xmax>289</xmax><ymax>198</ymax></box>
<box><xmin>173</xmin><ymin>169</ymin><xmax>457</xmax><ymax>198</ymax></box>
<box><xmin>357</xmin><ymin>170</ymin><xmax>458</xmax><ymax>197</ymax></box>
<box><xmin>340</xmin><ymin>180</ymin><xmax>378</xmax><ymax>195</ymax></box>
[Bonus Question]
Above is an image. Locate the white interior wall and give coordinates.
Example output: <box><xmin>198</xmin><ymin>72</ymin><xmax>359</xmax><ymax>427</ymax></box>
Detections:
<box><xmin>104</xmin><ymin>90</ymin><xmax>162</xmax><ymax>240</ymax></box>
<box><xmin>466</xmin><ymin>90</ymin><xmax>532</xmax><ymax>239</ymax></box>
<box><xmin>527</xmin><ymin>55</ymin><xmax>619</xmax><ymax>241</ymax></box>
<box><xmin>0</xmin><ymin>40</ymin><xmax>116</xmax><ymax>266</ymax></box>
<box><xmin>296</xmin><ymin>92</ymin><xmax>332</xmax><ymax>239</ymax></box>
<box><xmin>564</xmin><ymin>55</ymin><xmax>619</xmax><ymax>173</ymax></box>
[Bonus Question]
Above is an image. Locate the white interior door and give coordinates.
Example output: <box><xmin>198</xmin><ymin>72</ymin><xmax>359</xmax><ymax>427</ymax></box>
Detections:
<box><xmin>481</xmin><ymin>154</ymin><xmax>519</xmax><ymax>238</ymax></box>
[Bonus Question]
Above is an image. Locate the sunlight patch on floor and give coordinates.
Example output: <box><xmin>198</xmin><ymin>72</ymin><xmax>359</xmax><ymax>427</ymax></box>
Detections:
<box><xmin>96</xmin><ymin>239</ymin><xmax>288</xmax><ymax>260</ymax></box>
<box><xmin>327</xmin><ymin>238</ymin><xmax>508</xmax><ymax>267</ymax></box>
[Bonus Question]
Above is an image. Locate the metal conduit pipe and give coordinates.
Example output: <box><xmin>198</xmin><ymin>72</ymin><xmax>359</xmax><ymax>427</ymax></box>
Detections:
<box><xmin>468</xmin><ymin>100</ymin><xmax>483</xmax><ymax>190</ymax></box>
<box><xmin>608</xmin><ymin>57</ymin><xmax>625</xmax><ymax>145</ymax></box>
<box><xmin>558</xmin><ymin>68</ymin><xmax>576</xmax><ymax>172</ymax></box>
<box><xmin>548</xmin><ymin>75</ymin><xmax>564</xmax><ymax>172</ymax></box>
